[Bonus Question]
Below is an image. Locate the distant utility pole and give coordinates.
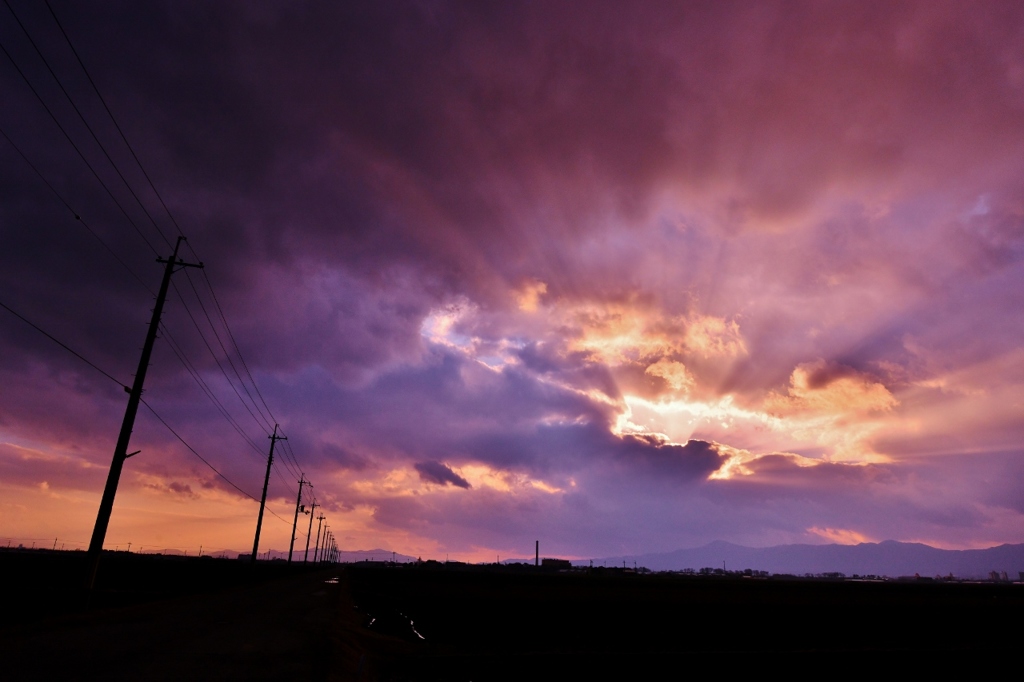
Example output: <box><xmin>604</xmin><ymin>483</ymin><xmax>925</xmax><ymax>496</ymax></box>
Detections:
<box><xmin>85</xmin><ymin>236</ymin><xmax>202</xmax><ymax>590</ymax></box>
<box><xmin>303</xmin><ymin>500</ymin><xmax>318</xmax><ymax>563</ymax></box>
<box><xmin>288</xmin><ymin>474</ymin><xmax>307</xmax><ymax>563</ymax></box>
<box><xmin>251</xmin><ymin>424</ymin><xmax>286</xmax><ymax>565</ymax></box>
<box><xmin>312</xmin><ymin>513</ymin><xmax>325</xmax><ymax>562</ymax></box>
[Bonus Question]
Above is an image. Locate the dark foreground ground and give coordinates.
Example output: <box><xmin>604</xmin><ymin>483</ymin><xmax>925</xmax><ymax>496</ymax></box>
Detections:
<box><xmin>1</xmin><ymin>550</ymin><xmax>1021</xmax><ymax>680</ymax></box>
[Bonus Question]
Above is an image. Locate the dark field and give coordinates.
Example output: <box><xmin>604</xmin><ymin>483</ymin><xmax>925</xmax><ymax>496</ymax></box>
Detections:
<box><xmin>1</xmin><ymin>551</ymin><xmax>1020</xmax><ymax>680</ymax></box>
<box><xmin>347</xmin><ymin>563</ymin><xmax>1024</xmax><ymax>677</ymax></box>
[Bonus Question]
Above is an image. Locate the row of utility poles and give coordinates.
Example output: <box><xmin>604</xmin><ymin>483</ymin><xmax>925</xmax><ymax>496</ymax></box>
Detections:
<box><xmin>84</xmin><ymin>237</ymin><xmax>341</xmax><ymax>591</ymax></box>
<box><xmin>254</xmin><ymin>536</ymin><xmax>338</xmax><ymax>564</ymax></box>
<box><xmin>251</xmin><ymin>442</ymin><xmax>339</xmax><ymax>566</ymax></box>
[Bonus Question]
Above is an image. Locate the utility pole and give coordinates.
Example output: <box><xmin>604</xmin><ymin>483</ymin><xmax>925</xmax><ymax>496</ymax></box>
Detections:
<box><xmin>288</xmin><ymin>474</ymin><xmax>307</xmax><ymax>563</ymax></box>
<box><xmin>85</xmin><ymin>236</ymin><xmax>202</xmax><ymax>590</ymax></box>
<box><xmin>312</xmin><ymin>513</ymin><xmax>324</xmax><ymax>562</ymax></box>
<box><xmin>252</xmin><ymin>425</ymin><xmax>286</xmax><ymax>565</ymax></box>
<box><xmin>303</xmin><ymin>500</ymin><xmax>318</xmax><ymax>563</ymax></box>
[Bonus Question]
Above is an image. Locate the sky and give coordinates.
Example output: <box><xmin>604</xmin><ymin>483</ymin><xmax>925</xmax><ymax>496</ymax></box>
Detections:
<box><xmin>2</xmin><ymin>0</ymin><xmax>1024</xmax><ymax>562</ymax></box>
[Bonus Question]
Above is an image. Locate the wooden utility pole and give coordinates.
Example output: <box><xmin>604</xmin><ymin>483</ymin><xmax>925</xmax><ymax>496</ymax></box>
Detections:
<box><xmin>85</xmin><ymin>236</ymin><xmax>202</xmax><ymax>590</ymax></box>
<box><xmin>288</xmin><ymin>474</ymin><xmax>306</xmax><ymax>563</ymax></box>
<box><xmin>303</xmin><ymin>500</ymin><xmax>318</xmax><ymax>563</ymax></box>
<box><xmin>312</xmin><ymin>513</ymin><xmax>325</xmax><ymax>562</ymax></box>
<box><xmin>251</xmin><ymin>424</ymin><xmax>286</xmax><ymax>565</ymax></box>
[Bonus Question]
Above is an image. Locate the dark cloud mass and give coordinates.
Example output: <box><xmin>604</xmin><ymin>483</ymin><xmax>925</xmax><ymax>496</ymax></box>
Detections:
<box><xmin>414</xmin><ymin>461</ymin><xmax>471</xmax><ymax>489</ymax></box>
<box><xmin>2</xmin><ymin>0</ymin><xmax>1024</xmax><ymax>557</ymax></box>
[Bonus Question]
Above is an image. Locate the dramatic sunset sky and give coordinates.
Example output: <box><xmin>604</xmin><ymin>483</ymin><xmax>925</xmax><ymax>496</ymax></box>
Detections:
<box><xmin>2</xmin><ymin>1</ymin><xmax>1024</xmax><ymax>561</ymax></box>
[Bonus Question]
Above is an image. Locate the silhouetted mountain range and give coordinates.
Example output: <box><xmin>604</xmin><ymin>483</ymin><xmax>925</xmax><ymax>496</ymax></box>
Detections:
<box><xmin>582</xmin><ymin>541</ymin><xmax>1024</xmax><ymax>578</ymax></box>
<box><xmin>336</xmin><ymin>548</ymin><xmax>419</xmax><ymax>563</ymax></box>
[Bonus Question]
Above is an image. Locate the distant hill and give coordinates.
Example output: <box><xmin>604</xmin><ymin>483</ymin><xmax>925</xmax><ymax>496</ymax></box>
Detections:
<box><xmin>336</xmin><ymin>548</ymin><xmax>418</xmax><ymax>563</ymax></box>
<box><xmin>152</xmin><ymin>547</ymin><xmax>420</xmax><ymax>563</ymax></box>
<box><xmin>582</xmin><ymin>540</ymin><xmax>1024</xmax><ymax>578</ymax></box>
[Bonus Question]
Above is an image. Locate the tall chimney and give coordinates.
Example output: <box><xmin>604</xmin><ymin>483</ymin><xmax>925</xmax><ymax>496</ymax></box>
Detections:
<box><xmin>535</xmin><ymin>540</ymin><xmax>539</xmax><ymax>567</ymax></box>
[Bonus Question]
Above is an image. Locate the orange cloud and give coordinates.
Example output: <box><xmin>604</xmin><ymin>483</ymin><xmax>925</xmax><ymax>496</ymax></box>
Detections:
<box><xmin>808</xmin><ymin>527</ymin><xmax>872</xmax><ymax>545</ymax></box>
<box><xmin>515</xmin><ymin>280</ymin><xmax>548</xmax><ymax>312</ymax></box>
<box><xmin>766</xmin><ymin>361</ymin><xmax>898</xmax><ymax>417</ymax></box>
<box><xmin>563</xmin><ymin>301</ymin><xmax>746</xmax><ymax>368</ymax></box>
<box><xmin>644</xmin><ymin>358</ymin><xmax>695</xmax><ymax>392</ymax></box>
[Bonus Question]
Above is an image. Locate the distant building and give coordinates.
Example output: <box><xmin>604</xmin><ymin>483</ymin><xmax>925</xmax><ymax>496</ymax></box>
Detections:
<box><xmin>541</xmin><ymin>558</ymin><xmax>572</xmax><ymax>570</ymax></box>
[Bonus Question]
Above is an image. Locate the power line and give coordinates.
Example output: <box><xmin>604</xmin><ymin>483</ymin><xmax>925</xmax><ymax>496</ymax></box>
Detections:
<box><xmin>274</xmin><ymin>433</ymin><xmax>303</xmax><ymax>480</ymax></box>
<box><xmin>199</xmin><ymin>269</ymin><xmax>280</xmax><ymax>423</ymax></box>
<box><xmin>272</xmin><ymin>459</ymin><xmax>299</xmax><ymax>492</ymax></box>
<box><xmin>176</xmin><ymin>278</ymin><xmax>302</xmax><ymax>479</ymax></box>
<box><xmin>0</xmin><ymin>126</ymin><xmax>153</xmax><ymax>294</ymax></box>
<box><xmin>16</xmin><ymin>1</ymin><xmax>281</xmax><ymax>436</ymax></box>
<box><xmin>41</xmin><ymin>0</ymin><xmax>288</xmax><ymax>437</ymax></box>
<box><xmin>45</xmin><ymin>0</ymin><xmax>183</xmax><ymax>242</ymax></box>
<box><xmin>3</xmin><ymin>0</ymin><xmax>173</xmax><ymax>251</ymax></box>
<box><xmin>1</xmin><ymin>128</ymin><xmax>278</xmax><ymax>475</ymax></box>
<box><xmin>1</xmin><ymin>128</ymin><xmax>303</xmax><ymax>495</ymax></box>
<box><xmin>32</xmin><ymin>3</ymin><xmax>301</xmax><ymax>477</ymax></box>
<box><xmin>167</xmin><ymin>280</ymin><xmax>305</xmax><ymax>479</ymax></box>
<box><xmin>168</xmin><ymin>281</ymin><xmax>273</xmax><ymax>436</ymax></box>
<box><xmin>0</xmin><ymin>294</ymin><xmax>290</xmax><ymax>523</ymax></box>
<box><xmin>139</xmin><ymin>398</ymin><xmax>292</xmax><ymax>527</ymax></box>
<box><xmin>0</xmin><ymin>297</ymin><xmax>126</xmax><ymax>388</ymax></box>
<box><xmin>5</xmin><ymin>2</ymin><xmax>303</xmax><ymax>484</ymax></box>
<box><xmin>279</xmin><ymin>439</ymin><xmax>305</xmax><ymax>478</ymax></box>
<box><xmin>159</xmin><ymin>323</ymin><xmax>267</xmax><ymax>459</ymax></box>
<box><xmin>140</xmin><ymin>399</ymin><xmax>258</xmax><ymax>502</ymax></box>
<box><xmin>0</xmin><ymin>31</ymin><xmax>160</xmax><ymax>255</ymax></box>
<box><xmin>38</xmin><ymin>0</ymin><xmax>283</xmax><ymax>435</ymax></box>
<box><xmin>179</xmin><ymin>270</ymin><xmax>275</xmax><ymax>433</ymax></box>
